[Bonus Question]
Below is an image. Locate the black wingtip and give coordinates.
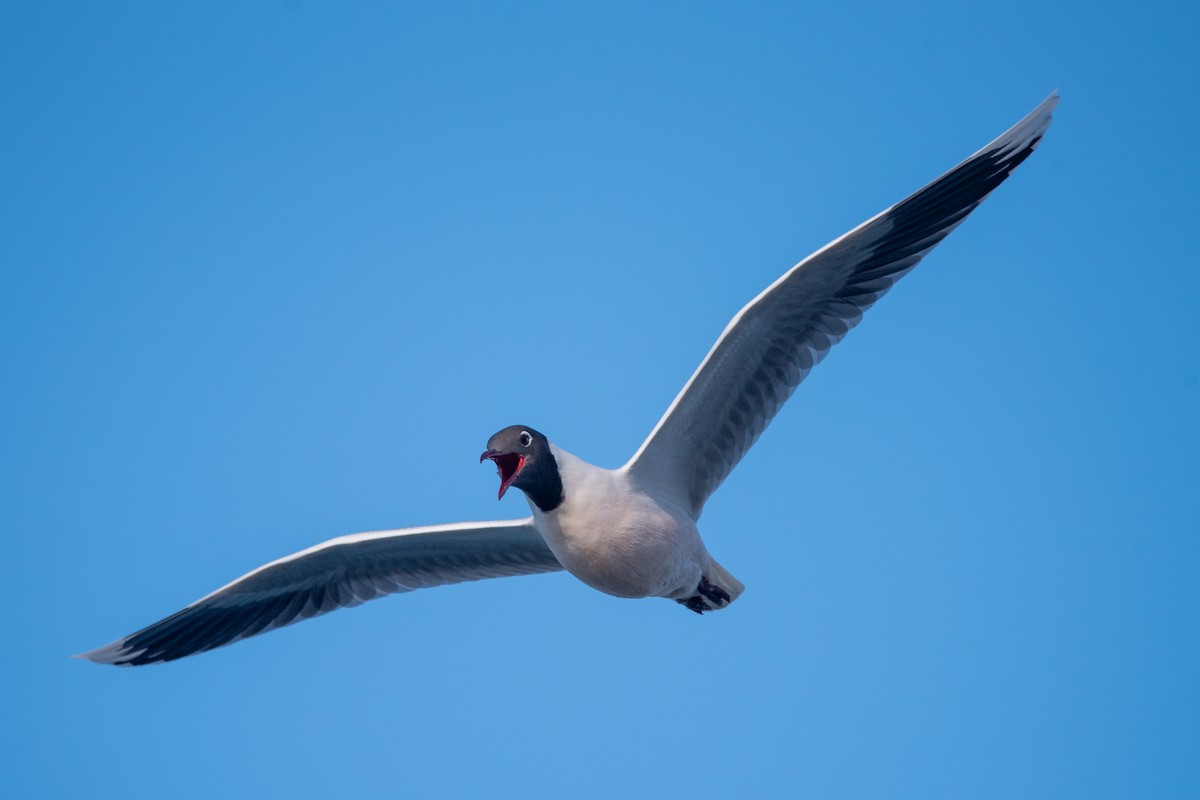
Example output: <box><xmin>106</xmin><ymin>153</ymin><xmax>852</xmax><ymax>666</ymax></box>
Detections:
<box><xmin>72</xmin><ymin>642</ymin><xmax>140</xmax><ymax>667</ymax></box>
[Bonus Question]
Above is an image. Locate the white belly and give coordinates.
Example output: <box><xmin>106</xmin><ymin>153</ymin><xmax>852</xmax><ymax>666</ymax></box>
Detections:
<box><xmin>529</xmin><ymin>447</ymin><xmax>707</xmax><ymax>600</ymax></box>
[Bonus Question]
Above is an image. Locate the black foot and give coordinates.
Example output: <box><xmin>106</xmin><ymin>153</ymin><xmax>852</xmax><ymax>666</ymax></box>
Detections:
<box><xmin>676</xmin><ymin>576</ymin><xmax>731</xmax><ymax>615</ymax></box>
<box><xmin>676</xmin><ymin>595</ymin><xmax>708</xmax><ymax>614</ymax></box>
<box><xmin>698</xmin><ymin>576</ymin><xmax>731</xmax><ymax>606</ymax></box>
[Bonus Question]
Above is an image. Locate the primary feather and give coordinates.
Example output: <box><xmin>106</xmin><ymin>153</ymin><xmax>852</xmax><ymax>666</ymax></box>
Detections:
<box><xmin>78</xmin><ymin>520</ymin><xmax>561</xmax><ymax>666</ymax></box>
<box><xmin>625</xmin><ymin>93</ymin><xmax>1058</xmax><ymax>518</ymax></box>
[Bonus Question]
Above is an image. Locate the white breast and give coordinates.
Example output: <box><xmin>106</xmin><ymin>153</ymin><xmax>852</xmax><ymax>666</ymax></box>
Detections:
<box><xmin>527</xmin><ymin>444</ymin><xmax>709</xmax><ymax>600</ymax></box>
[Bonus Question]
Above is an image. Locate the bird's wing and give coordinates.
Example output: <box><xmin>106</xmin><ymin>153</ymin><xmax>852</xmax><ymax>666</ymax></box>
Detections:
<box><xmin>77</xmin><ymin>518</ymin><xmax>560</xmax><ymax>666</ymax></box>
<box><xmin>624</xmin><ymin>92</ymin><xmax>1058</xmax><ymax>518</ymax></box>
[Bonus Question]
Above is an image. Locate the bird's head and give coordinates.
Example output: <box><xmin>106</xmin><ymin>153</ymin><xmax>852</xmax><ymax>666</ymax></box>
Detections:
<box><xmin>480</xmin><ymin>425</ymin><xmax>562</xmax><ymax>511</ymax></box>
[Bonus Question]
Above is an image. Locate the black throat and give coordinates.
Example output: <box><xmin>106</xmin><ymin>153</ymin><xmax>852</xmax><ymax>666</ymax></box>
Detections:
<box><xmin>519</xmin><ymin>449</ymin><xmax>564</xmax><ymax>513</ymax></box>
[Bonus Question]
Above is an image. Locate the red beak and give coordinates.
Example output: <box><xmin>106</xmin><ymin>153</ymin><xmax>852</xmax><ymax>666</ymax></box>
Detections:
<box><xmin>480</xmin><ymin>449</ymin><xmax>525</xmax><ymax>500</ymax></box>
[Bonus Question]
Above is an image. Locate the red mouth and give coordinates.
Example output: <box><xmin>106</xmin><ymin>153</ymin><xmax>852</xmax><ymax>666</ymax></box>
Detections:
<box><xmin>480</xmin><ymin>450</ymin><xmax>525</xmax><ymax>500</ymax></box>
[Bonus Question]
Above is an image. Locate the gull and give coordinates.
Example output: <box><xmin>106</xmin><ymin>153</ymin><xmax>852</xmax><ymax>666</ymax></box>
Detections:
<box><xmin>79</xmin><ymin>92</ymin><xmax>1058</xmax><ymax>666</ymax></box>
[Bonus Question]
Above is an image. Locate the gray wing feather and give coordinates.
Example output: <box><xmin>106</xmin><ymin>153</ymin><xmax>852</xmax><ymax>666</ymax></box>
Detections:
<box><xmin>625</xmin><ymin>93</ymin><xmax>1058</xmax><ymax>517</ymax></box>
<box><xmin>77</xmin><ymin>518</ymin><xmax>560</xmax><ymax>666</ymax></box>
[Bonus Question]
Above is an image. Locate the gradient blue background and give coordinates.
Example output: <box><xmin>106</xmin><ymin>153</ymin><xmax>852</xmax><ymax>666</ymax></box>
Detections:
<box><xmin>4</xmin><ymin>2</ymin><xmax>1197</xmax><ymax>797</ymax></box>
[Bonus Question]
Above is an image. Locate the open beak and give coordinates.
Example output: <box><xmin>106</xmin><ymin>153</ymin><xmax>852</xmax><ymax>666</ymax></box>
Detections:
<box><xmin>480</xmin><ymin>449</ymin><xmax>525</xmax><ymax>500</ymax></box>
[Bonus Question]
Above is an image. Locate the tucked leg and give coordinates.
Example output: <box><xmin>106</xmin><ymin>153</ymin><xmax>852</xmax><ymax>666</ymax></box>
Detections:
<box><xmin>676</xmin><ymin>595</ymin><xmax>708</xmax><ymax>614</ymax></box>
<box><xmin>697</xmin><ymin>576</ymin><xmax>731</xmax><ymax>606</ymax></box>
<box><xmin>675</xmin><ymin>575</ymin><xmax>732</xmax><ymax>614</ymax></box>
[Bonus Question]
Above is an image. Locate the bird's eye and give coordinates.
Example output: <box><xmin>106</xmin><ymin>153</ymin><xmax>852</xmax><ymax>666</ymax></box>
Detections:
<box><xmin>519</xmin><ymin>431</ymin><xmax>533</xmax><ymax>448</ymax></box>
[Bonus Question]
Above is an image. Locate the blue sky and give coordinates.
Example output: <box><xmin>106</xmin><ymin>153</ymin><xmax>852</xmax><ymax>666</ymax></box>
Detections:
<box><xmin>3</xmin><ymin>2</ymin><xmax>1198</xmax><ymax>797</ymax></box>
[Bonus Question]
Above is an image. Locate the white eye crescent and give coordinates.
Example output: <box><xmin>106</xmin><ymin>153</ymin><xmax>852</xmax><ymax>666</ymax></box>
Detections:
<box><xmin>519</xmin><ymin>431</ymin><xmax>533</xmax><ymax>447</ymax></box>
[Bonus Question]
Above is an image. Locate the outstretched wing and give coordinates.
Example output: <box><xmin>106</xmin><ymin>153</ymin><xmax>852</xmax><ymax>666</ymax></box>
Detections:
<box><xmin>625</xmin><ymin>93</ymin><xmax>1058</xmax><ymax>518</ymax></box>
<box><xmin>77</xmin><ymin>518</ymin><xmax>561</xmax><ymax>666</ymax></box>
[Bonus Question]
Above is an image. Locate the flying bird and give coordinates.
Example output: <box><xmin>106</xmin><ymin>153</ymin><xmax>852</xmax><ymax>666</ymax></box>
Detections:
<box><xmin>79</xmin><ymin>92</ymin><xmax>1058</xmax><ymax>666</ymax></box>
